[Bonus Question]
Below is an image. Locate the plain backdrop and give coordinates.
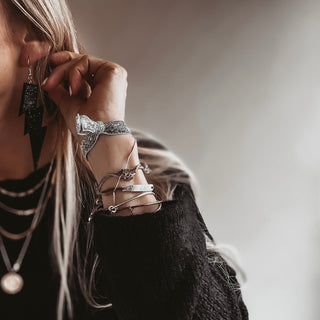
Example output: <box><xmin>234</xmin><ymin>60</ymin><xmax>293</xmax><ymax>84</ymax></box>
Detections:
<box><xmin>69</xmin><ymin>0</ymin><xmax>320</xmax><ymax>319</ymax></box>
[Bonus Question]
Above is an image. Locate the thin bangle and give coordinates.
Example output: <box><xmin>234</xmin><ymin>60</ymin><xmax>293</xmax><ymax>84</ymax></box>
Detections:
<box><xmin>116</xmin><ymin>201</ymin><xmax>163</xmax><ymax>216</ymax></box>
<box><xmin>98</xmin><ymin>184</ymin><xmax>154</xmax><ymax>196</ymax></box>
<box><xmin>107</xmin><ymin>191</ymin><xmax>155</xmax><ymax>214</ymax></box>
<box><xmin>87</xmin><ymin>199</ymin><xmax>162</xmax><ymax>222</ymax></box>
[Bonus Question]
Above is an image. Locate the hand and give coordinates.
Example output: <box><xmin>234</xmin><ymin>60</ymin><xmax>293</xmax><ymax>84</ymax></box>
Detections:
<box><xmin>42</xmin><ymin>52</ymin><xmax>158</xmax><ymax>214</ymax></box>
<box><xmin>42</xmin><ymin>51</ymin><xmax>128</xmax><ymax>136</ymax></box>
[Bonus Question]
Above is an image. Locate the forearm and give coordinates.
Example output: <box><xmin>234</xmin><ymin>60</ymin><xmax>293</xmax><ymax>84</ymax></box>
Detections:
<box><xmin>91</xmin><ymin>184</ymin><xmax>249</xmax><ymax>320</ymax></box>
<box><xmin>86</xmin><ymin>134</ymin><xmax>157</xmax><ymax>216</ymax></box>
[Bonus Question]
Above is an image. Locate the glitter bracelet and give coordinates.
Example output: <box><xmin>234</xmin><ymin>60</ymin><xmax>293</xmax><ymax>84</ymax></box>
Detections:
<box><xmin>75</xmin><ymin>114</ymin><xmax>131</xmax><ymax>159</ymax></box>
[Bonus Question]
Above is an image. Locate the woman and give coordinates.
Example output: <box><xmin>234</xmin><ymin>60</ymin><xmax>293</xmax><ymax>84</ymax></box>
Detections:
<box><xmin>0</xmin><ymin>0</ymin><xmax>248</xmax><ymax>319</ymax></box>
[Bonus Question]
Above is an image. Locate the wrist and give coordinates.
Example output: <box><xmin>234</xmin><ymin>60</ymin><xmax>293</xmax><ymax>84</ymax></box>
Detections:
<box><xmin>87</xmin><ymin>134</ymin><xmax>138</xmax><ymax>182</ymax></box>
<box><xmin>75</xmin><ymin>114</ymin><xmax>130</xmax><ymax>158</ymax></box>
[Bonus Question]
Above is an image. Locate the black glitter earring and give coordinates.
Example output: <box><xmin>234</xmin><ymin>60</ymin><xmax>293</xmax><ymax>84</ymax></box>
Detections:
<box><xmin>19</xmin><ymin>58</ymin><xmax>47</xmax><ymax>170</ymax></box>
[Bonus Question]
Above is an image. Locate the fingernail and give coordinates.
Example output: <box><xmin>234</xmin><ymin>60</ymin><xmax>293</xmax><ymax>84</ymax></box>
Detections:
<box><xmin>69</xmin><ymin>85</ymin><xmax>73</xmax><ymax>96</ymax></box>
<box><xmin>41</xmin><ymin>77</ymin><xmax>48</xmax><ymax>86</ymax></box>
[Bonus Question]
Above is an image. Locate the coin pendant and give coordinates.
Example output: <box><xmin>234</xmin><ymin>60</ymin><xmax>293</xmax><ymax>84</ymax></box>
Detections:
<box><xmin>1</xmin><ymin>272</ymin><xmax>24</xmax><ymax>294</ymax></box>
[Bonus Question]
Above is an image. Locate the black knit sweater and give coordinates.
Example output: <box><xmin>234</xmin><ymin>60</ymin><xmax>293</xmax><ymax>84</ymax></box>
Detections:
<box><xmin>0</xmin><ymin>162</ymin><xmax>249</xmax><ymax>320</ymax></box>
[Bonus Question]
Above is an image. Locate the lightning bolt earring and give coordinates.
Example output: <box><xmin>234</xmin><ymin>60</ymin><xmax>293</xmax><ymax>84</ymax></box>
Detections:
<box><xmin>19</xmin><ymin>58</ymin><xmax>47</xmax><ymax>169</ymax></box>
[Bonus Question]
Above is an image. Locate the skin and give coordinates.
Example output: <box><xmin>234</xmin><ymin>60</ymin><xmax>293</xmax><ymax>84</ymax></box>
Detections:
<box><xmin>0</xmin><ymin>4</ymin><xmax>157</xmax><ymax>215</ymax></box>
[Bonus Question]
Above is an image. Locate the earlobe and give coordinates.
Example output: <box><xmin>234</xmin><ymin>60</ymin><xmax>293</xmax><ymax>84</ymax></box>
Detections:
<box><xmin>19</xmin><ymin>27</ymin><xmax>51</xmax><ymax>67</ymax></box>
<box><xmin>20</xmin><ymin>41</ymin><xmax>51</xmax><ymax>67</ymax></box>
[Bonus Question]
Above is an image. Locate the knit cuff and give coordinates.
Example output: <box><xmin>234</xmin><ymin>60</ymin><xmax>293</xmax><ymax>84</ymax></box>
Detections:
<box><xmin>92</xmin><ymin>184</ymin><xmax>207</xmax><ymax>320</ymax></box>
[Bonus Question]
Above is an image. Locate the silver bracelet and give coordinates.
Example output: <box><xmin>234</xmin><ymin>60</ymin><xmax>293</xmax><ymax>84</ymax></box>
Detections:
<box><xmin>117</xmin><ymin>200</ymin><xmax>163</xmax><ymax>215</ymax></box>
<box><xmin>107</xmin><ymin>191</ymin><xmax>155</xmax><ymax>214</ymax></box>
<box><xmin>98</xmin><ymin>184</ymin><xmax>154</xmax><ymax>196</ymax></box>
<box><xmin>97</xmin><ymin>163</ymin><xmax>151</xmax><ymax>192</ymax></box>
<box><xmin>76</xmin><ymin>114</ymin><xmax>131</xmax><ymax>159</ymax></box>
<box><xmin>88</xmin><ymin>197</ymin><xmax>161</xmax><ymax>221</ymax></box>
<box><xmin>122</xmin><ymin>184</ymin><xmax>154</xmax><ymax>192</ymax></box>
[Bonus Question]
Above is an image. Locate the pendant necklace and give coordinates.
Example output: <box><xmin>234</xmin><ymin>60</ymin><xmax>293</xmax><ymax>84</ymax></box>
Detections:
<box><xmin>0</xmin><ymin>160</ymin><xmax>54</xmax><ymax>294</ymax></box>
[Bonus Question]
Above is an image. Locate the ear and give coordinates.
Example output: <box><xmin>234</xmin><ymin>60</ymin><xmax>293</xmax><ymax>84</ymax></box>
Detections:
<box><xmin>19</xmin><ymin>26</ymin><xmax>51</xmax><ymax>67</ymax></box>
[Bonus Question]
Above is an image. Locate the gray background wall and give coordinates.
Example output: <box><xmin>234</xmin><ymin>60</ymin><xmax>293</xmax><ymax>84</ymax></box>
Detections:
<box><xmin>69</xmin><ymin>0</ymin><xmax>320</xmax><ymax>319</ymax></box>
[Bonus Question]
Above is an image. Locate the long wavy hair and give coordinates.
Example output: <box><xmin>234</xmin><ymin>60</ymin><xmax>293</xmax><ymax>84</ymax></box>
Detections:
<box><xmin>5</xmin><ymin>0</ymin><xmax>201</xmax><ymax>320</ymax></box>
<box><xmin>3</xmin><ymin>1</ymin><xmax>243</xmax><ymax>319</ymax></box>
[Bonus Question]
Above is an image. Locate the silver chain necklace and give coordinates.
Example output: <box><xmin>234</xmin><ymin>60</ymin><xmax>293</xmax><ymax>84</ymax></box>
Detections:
<box><xmin>0</xmin><ymin>202</ymin><xmax>36</xmax><ymax>216</ymax></box>
<box><xmin>0</xmin><ymin>174</ymin><xmax>46</xmax><ymax>198</ymax></box>
<box><xmin>0</xmin><ymin>169</ymin><xmax>48</xmax><ymax>216</ymax></box>
<box><xmin>0</xmin><ymin>161</ymin><xmax>54</xmax><ymax>295</ymax></box>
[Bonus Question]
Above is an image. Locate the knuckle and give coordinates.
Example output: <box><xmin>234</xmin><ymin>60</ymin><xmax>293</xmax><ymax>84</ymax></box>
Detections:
<box><xmin>100</xmin><ymin>61</ymin><xmax>128</xmax><ymax>78</ymax></box>
<box><xmin>121</xmin><ymin>67</ymin><xmax>128</xmax><ymax>77</ymax></box>
<box><xmin>65</xmin><ymin>51</ymin><xmax>75</xmax><ymax>60</ymax></box>
<box><xmin>80</xmin><ymin>54</ymin><xmax>89</xmax><ymax>62</ymax></box>
<box><xmin>111</xmin><ymin>64</ymin><xmax>127</xmax><ymax>77</ymax></box>
<box><xmin>101</xmin><ymin>62</ymin><xmax>113</xmax><ymax>71</ymax></box>
<box><xmin>111</xmin><ymin>64</ymin><xmax>120</xmax><ymax>73</ymax></box>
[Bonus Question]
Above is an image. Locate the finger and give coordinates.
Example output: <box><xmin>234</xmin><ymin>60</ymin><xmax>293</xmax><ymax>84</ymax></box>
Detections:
<box><xmin>46</xmin><ymin>83</ymin><xmax>70</xmax><ymax>109</ymax></box>
<box><xmin>43</xmin><ymin>56</ymin><xmax>88</xmax><ymax>95</ymax></box>
<box><xmin>44</xmin><ymin>52</ymin><xmax>127</xmax><ymax>107</ymax></box>
<box><xmin>87</xmin><ymin>62</ymin><xmax>128</xmax><ymax>110</ymax></box>
<box><xmin>42</xmin><ymin>57</ymin><xmax>79</xmax><ymax>92</ymax></box>
<box><xmin>49</xmin><ymin>51</ymin><xmax>79</xmax><ymax>67</ymax></box>
<box><xmin>85</xmin><ymin>60</ymin><xmax>127</xmax><ymax>96</ymax></box>
<box><xmin>69</xmin><ymin>55</ymin><xmax>91</xmax><ymax>96</ymax></box>
<box><xmin>49</xmin><ymin>51</ymin><xmax>126</xmax><ymax>85</ymax></box>
<box><xmin>44</xmin><ymin>54</ymin><xmax>94</xmax><ymax>95</ymax></box>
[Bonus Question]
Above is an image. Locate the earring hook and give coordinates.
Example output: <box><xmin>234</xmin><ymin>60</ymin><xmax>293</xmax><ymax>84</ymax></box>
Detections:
<box><xmin>27</xmin><ymin>57</ymin><xmax>32</xmax><ymax>84</ymax></box>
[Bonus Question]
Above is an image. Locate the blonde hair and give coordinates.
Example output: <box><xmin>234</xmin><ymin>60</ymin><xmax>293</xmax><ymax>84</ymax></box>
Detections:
<box><xmin>5</xmin><ymin>1</ymin><xmax>243</xmax><ymax>319</ymax></box>
<box><xmin>5</xmin><ymin>1</ymin><xmax>84</xmax><ymax>318</ymax></box>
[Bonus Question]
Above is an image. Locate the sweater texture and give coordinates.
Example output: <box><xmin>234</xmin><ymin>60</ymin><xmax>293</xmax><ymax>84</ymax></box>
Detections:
<box><xmin>0</xmin><ymin>161</ymin><xmax>249</xmax><ymax>320</ymax></box>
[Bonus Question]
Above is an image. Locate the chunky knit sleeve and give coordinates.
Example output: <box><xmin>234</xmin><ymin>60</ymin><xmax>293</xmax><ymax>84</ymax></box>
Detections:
<box><xmin>91</xmin><ymin>184</ymin><xmax>249</xmax><ymax>320</ymax></box>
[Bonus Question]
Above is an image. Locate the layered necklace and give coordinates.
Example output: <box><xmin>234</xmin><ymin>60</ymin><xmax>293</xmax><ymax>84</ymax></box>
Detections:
<box><xmin>0</xmin><ymin>161</ymin><xmax>55</xmax><ymax>294</ymax></box>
